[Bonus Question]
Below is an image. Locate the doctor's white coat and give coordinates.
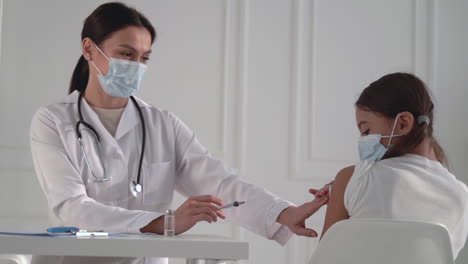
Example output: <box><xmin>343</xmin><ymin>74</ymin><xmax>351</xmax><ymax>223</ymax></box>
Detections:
<box><xmin>29</xmin><ymin>91</ymin><xmax>294</xmax><ymax>264</ymax></box>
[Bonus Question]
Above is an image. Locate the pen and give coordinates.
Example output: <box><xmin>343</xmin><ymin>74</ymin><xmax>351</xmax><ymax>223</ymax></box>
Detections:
<box><xmin>218</xmin><ymin>201</ymin><xmax>246</xmax><ymax>210</ymax></box>
<box><xmin>76</xmin><ymin>230</ymin><xmax>108</xmax><ymax>237</ymax></box>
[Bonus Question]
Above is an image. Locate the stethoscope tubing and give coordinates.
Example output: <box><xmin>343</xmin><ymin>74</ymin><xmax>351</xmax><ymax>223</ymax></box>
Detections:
<box><xmin>75</xmin><ymin>92</ymin><xmax>146</xmax><ymax>193</ymax></box>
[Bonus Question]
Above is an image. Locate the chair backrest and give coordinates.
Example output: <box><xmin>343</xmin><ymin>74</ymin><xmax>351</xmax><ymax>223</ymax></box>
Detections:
<box><xmin>0</xmin><ymin>255</ymin><xmax>31</xmax><ymax>264</ymax></box>
<box><xmin>309</xmin><ymin>219</ymin><xmax>454</xmax><ymax>264</ymax></box>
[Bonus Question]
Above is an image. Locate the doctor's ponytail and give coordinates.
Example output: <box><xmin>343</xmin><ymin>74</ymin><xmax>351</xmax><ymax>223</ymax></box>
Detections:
<box><xmin>68</xmin><ymin>2</ymin><xmax>156</xmax><ymax>94</ymax></box>
<box><xmin>70</xmin><ymin>56</ymin><xmax>89</xmax><ymax>93</ymax></box>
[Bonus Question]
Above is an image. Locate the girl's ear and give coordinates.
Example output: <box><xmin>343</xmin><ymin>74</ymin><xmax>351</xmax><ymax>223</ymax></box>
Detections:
<box><xmin>397</xmin><ymin>111</ymin><xmax>414</xmax><ymax>135</ymax></box>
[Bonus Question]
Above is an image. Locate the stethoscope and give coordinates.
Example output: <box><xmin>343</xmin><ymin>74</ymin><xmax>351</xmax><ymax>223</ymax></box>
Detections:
<box><xmin>75</xmin><ymin>92</ymin><xmax>146</xmax><ymax>197</ymax></box>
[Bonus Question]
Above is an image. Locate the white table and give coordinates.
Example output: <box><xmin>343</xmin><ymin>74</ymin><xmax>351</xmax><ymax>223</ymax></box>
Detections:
<box><xmin>0</xmin><ymin>233</ymin><xmax>249</xmax><ymax>264</ymax></box>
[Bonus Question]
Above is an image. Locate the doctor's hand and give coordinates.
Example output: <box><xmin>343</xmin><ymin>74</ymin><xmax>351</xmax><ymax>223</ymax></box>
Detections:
<box><xmin>173</xmin><ymin>195</ymin><xmax>227</xmax><ymax>234</ymax></box>
<box><xmin>276</xmin><ymin>196</ymin><xmax>329</xmax><ymax>237</ymax></box>
<box><xmin>141</xmin><ymin>195</ymin><xmax>226</xmax><ymax>235</ymax></box>
<box><xmin>309</xmin><ymin>181</ymin><xmax>334</xmax><ymax>198</ymax></box>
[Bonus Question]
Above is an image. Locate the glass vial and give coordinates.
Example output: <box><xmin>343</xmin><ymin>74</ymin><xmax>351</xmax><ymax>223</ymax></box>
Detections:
<box><xmin>164</xmin><ymin>209</ymin><xmax>175</xmax><ymax>237</ymax></box>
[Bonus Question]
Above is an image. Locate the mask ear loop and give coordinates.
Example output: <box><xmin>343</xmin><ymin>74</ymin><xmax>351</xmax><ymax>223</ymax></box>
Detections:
<box><xmin>90</xmin><ymin>61</ymin><xmax>104</xmax><ymax>76</ymax></box>
<box><xmin>88</xmin><ymin>43</ymin><xmax>110</xmax><ymax>76</ymax></box>
<box><xmin>386</xmin><ymin>113</ymin><xmax>401</xmax><ymax>150</ymax></box>
<box><xmin>93</xmin><ymin>43</ymin><xmax>111</xmax><ymax>61</ymax></box>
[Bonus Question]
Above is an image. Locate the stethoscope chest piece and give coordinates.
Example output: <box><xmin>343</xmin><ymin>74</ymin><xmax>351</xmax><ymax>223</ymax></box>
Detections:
<box><xmin>129</xmin><ymin>180</ymin><xmax>142</xmax><ymax>197</ymax></box>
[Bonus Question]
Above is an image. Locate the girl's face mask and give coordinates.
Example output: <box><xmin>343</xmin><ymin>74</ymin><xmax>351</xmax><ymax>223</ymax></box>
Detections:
<box><xmin>358</xmin><ymin>114</ymin><xmax>403</xmax><ymax>161</ymax></box>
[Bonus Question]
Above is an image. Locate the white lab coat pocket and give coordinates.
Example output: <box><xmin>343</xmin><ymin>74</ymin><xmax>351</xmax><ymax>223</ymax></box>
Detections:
<box><xmin>143</xmin><ymin>161</ymin><xmax>175</xmax><ymax>211</ymax></box>
<box><xmin>58</xmin><ymin>123</ymin><xmax>78</xmax><ymax>161</ymax></box>
<box><xmin>58</xmin><ymin>122</ymin><xmax>107</xmax><ymax>200</ymax></box>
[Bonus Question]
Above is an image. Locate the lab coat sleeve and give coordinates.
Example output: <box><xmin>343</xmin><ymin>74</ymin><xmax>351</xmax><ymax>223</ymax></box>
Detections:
<box><xmin>30</xmin><ymin>107</ymin><xmax>162</xmax><ymax>233</ymax></box>
<box><xmin>169</xmin><ymin>113</ymin><xmax>294</xmax><ymax>246</ymax></box>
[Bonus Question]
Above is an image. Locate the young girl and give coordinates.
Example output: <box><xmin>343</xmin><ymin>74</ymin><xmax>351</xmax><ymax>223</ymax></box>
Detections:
<box><xmin>319</xmin><ymin>72</ymin><xmax>468</xmax><ymax>259</ymax></box>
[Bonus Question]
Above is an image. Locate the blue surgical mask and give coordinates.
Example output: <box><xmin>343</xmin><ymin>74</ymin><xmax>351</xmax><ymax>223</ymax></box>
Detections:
<box><xmin>358</xmin><ymin>114</ymin><xmax>403</xmax><ymax>161</ymax></box>
<box><xmin>90</xmin><ymin>44</ymin><xmax>147</xmax><ymax>98</ymax></box>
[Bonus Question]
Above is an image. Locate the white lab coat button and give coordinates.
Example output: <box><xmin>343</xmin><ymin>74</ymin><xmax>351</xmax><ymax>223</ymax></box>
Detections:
<box><xmin>113</xmin><ymin>152</ymin><xmax>120</xmax><ymax>159</ymax></box>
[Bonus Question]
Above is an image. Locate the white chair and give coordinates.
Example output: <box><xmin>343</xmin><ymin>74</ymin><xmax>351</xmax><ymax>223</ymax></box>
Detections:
<box><xmin>0</xmin><ymin>255</ymin><xmax>31</xmax><ymax>264</ymax></box>
<box><xmin>309</xmin><ymin>219</ymin><xmax>454</xmax><ymax>264</ymax></box>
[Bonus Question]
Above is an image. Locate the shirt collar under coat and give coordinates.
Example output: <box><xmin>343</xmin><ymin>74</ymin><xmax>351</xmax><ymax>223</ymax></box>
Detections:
<box><xmin>61</xmin><ymin>90</ymin><xmax>149</xmax><ymax>142</ymax></box>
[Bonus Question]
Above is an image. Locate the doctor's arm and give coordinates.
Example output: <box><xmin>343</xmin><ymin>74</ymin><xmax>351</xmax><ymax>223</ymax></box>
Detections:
<box><xmin>30</xmin><ymin>107</ymin><xmax>163</xmax><ymax>233</ymax></box>
<box><xmin>169</xmin><ymin>113</ymin><xmax>328</xmax><ymax>245</ymax></box>
<box><xmin>320</xmin><ymin>166</ymin><xmax>353</xmax><ymax>239</ymax></box>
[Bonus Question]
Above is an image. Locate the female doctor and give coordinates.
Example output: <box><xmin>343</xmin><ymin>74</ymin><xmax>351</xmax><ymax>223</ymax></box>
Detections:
<box><xmin>30</xmin><ymin>3</ymin><xmax>328</xmax><ymax>264</ymax></box>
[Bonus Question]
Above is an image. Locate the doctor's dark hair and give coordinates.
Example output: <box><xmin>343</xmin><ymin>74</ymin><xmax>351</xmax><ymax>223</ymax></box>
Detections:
<box><xmin>355</xmin><ymin>72</ymin><xmax>448</xmax><ymax>168</ymax></box>
<box><xmin>69</xmin><ymin>2</ymin><xmax>156</xmax><ymax>94</ymax></box>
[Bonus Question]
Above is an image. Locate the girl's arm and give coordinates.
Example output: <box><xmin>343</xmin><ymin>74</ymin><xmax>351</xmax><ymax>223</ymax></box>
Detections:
<box><xmin>320</xmin><ymin>166</ymin><xmax>354</xmax><ymax>239</ymax></box>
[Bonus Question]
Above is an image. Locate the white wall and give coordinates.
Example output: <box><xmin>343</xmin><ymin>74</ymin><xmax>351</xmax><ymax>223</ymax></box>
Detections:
<box><xmin>435</xmin><ymin>1</ymin><xmax>468</xmax><ymax>263</ymax></box>
<box><xmin>0</xmin><ymin>0</ymin><xmax>466</xmax><ymax>263</ymax></box>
